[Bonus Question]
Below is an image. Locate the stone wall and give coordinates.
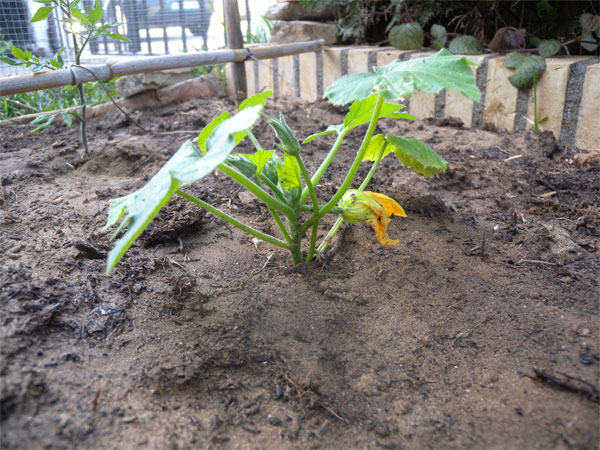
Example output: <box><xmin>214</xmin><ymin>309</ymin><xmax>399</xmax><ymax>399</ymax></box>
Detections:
<box><xmin>245</xmin><ymin>46</ymin><xmax>600</xmax><ymax>152</ymax></box>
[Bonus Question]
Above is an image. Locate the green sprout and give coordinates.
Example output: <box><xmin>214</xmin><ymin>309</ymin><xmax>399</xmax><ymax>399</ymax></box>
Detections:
<box><xmin>102</xmin><ymin>49</ymin><xmax>481</xmax><ymax>274</ymax></box>
<box><xmin>1</xmin><ymin>0</ymin><xmax>129</xmax><ymax>154</ymax></box>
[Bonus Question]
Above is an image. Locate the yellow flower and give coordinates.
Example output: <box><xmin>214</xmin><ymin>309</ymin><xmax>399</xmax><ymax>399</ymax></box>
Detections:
<box><xmin>338</xmin><ymin>190</ymin><xmax>406</xmax><ymax>245</ymax></box>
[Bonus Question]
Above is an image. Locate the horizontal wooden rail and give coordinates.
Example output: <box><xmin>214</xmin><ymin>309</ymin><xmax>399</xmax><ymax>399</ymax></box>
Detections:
<box><xmin>0</xmin><ymin>40</ymin><xmax>325</xmax><ymax>96</ymax></box>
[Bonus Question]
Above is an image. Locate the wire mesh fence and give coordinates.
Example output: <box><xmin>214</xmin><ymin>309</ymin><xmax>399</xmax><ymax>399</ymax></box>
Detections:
<box><xmin>0</xmin><ymin>0</ymin><xmax>274</xmax><ymax>77</ymax></box>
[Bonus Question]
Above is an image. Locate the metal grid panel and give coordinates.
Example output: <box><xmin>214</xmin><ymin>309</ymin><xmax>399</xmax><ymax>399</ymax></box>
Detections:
<box><xmin>1</xmin><ymin>0</ymin><xmax>274</xmax><ymax>77</ymax></box>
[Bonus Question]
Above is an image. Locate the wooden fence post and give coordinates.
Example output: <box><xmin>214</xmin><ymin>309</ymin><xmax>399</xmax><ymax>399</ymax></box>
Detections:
<box><xmin>223</xmin><ymin>0</ymin><xmax>247</xmax><ymax>101</ymax></box>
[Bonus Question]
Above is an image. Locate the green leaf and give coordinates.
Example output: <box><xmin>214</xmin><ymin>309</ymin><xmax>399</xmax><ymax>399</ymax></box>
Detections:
<box><xmin>503</xmin><ymin>52</ymin><xmax>526</xmax><ymax>69</ymax></box>
<box><xmin>507</xmin><ymin>55</ymin><xmax>546</xmax><ymax>89</ymax></box>
<box><xmin>244</xmin><ymin>149</ymin><xmax>274</xmax><ymax>174</ymax></box>
<box><xmin>448</xmin><ymin>35</ymin><xmax>483</xmax><ymax>55</ymax></box>
<box><xmin>386</xmin><ymin>136</ymin><xmax>448</xmax><ymax>177</ymax></box>
<box><xmin>71</xmin><ymin>8</ymin><xmax>91</xmax><ymax>25</ymax></box>
<box><xmin>278</xmin><ymin>154</ymin><xmax>301</xmax><ymax>191</ymax></box>
<box><xmin>197</xmin><ymin>111</ymin><xmax>231</xmax><ymax>152</ymax></box>
<box><xmin>0</xmin><ymin>55</ymin><xmax>18</xmax><ymax>65</ymax></box>
<box><xmin>30</xmin><ymin>114</ymin><xmax>56</xmax><ymax>133</ymax></box>
<box><xmin>12</xmin><ymin>46</ymin><xmax>31</xmax><ymax>61</ymax></box>
<box><xmin>431</xmin><ymin>24</ymin><xmax>448</xmax><ymax>45</ymax></box>
<box><xmin>325</xmin><ymin>49</ymin><xmax>480</xmax><ymax>106</ymax></box>
<box><xmin>61</xmin><ymin>111</ymin><xmax>74</xmax><ymax>127</ymax></box>
<box><xmin>277</xmin><ymin>154</ymin><xmax>301</xmax><ymax>204</ymax></box>
<box><xmin>262</xmin><ymin>154</ymin><xmax>282</xmax><ymax>186</ymax></box>
<box><xmin>103</xmin><ymin>106</ymin><xmax>261</xmax><ymax>274</ymax></box>
<box><xmin>238</xmin><ymin>90</ymin><xmax>272</xmax><ymax>112</ymax></box>
<box><xmin>580</xmin><ymin>39</ymin><xmax>598</xmax><ymax>52</ymax></box>
<box><xmin>362</xmin><ymin>134</ymin><xmax>394</xmax><ymax>161</ymax></box>
<box><xmin>30</xmin><ymin>6</ymin><xmax>54</xmax><ymax>22</ymax></box>
<box><xmin>388</xmin><ymin>22</ymin><xmax>424</xmax><ymax>50</ymax></box>
<box><xmin>430</xmin><ymin>24</ymin><xmax>447</xmax><ymax>48</ymax></box>
<box><xmin>304</xmin><ymin>96</ymin><xmax>413</xmax><ymax>143</ymax></box>
<box><xmin>538</xmin><ymin>39</ymin><xmax>561</xmax><ymax>57</ymax></box>
<box><xmin>303</xmin><ymin>126</ymin><xmax>342</xmax><ymax>143</ymax></box>
<box><xmin>88</xmin><ymin>0</ymin><xmax>103</xmax><ymax>23</ymax></box>
<box><xmin>226</xmin><ymin>154</ymin><xmax>257</xmax><ymax>178</ymax></box>
<box><xmin>106</xmin><ymin>32</ymin><xmax>130</xmax><ymax>42</ymax></box>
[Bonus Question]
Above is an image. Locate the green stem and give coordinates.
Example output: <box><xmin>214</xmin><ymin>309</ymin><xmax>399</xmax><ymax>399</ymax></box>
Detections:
<box><xmin>247</xmin><ymin>130</ymin><xmax>263</xmax><ymax>151</ymax></box>
<box><xmin>317</xmin><ymin>138</ymin><xmax>387</xmax><ymax>253</ymax></box>
<box><xmin>301</xmin><ymin>95</ymin><xmax>385</xmax><ymax>234</ymax></box>
<box><xmin>176</xmin><ymin>189</ymin><xmax>288</xmax><ymax>249</ymax></box>
<box><xmin>268</xmin><ymin>206</ymin><xmax>292</xmax><ymax>244</ymax></box>
<box><xmin>288</xmin><ymin>219</ymin><xmax>303</xmax><ymax>265</ymax></box>
<box><xmin>67</xmin><ymin>0</ymin><xmax>89</xmax><ymax>155</ymax></box>
<box><xmin>296</xmin><ymin>155</ymin><xmax>319</xmax><ymax>262</ymax></box>
<box><xmin>219</xmin><ymin>164</ymin><xmax>296</xmax><ymax>220</ymax></box>
<box><xmin>300</xmin><ymin>131</ymin><xmax>346</xmax><ymax>204</ymax></box>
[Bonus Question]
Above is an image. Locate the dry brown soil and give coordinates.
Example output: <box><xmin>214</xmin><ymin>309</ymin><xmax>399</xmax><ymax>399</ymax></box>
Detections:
<box><xmin>1</xmin><ymin>96</ymin><xmax>599</xmax><ymax>449</ymax></box>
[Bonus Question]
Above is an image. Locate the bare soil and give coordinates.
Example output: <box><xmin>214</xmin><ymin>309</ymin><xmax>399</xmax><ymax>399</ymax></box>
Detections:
<box><xmin>1</xmin><ymin>96</ymin><xmax>599</xmax><ymax>449</ymax></box>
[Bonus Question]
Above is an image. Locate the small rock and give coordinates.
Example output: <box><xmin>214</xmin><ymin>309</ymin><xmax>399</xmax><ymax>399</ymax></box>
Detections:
<box><xmin>267</xmin><ymin>414</ymin><xmax>282</xmax><ymax>426</ymax></box>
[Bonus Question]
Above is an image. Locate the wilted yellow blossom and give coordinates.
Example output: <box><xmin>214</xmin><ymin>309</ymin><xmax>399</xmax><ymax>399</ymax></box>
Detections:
<box><xmin>338</xmin><ymin>190</ymin><xmax>406</xmax><ymax>245</ymax></box>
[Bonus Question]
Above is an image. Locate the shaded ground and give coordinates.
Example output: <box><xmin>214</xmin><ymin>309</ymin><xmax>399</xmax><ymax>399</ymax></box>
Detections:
<box><xmin>1</xmin><ymin>96</ymin><xmax>599</xmax><ymax>449</ymax></box>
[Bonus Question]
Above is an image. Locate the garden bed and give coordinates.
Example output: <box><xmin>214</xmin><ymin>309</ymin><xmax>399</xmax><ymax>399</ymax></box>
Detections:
<box><xmin>1</xmin><ymin>96</ymin><xmax>598</xmax><ymax>448</ymax></box>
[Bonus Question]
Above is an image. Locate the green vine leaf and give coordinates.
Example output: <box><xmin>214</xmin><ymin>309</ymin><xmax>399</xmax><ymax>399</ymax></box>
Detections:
<box><xmin>505</xmin><ymin>54</ymin><xmax>546</xmax><ymax>89</ymax></box>
<box><xmin>430</xmin><ymin>24</ymin><xmax>447</xmax><ymax>50</ymax></box>
<box><xmin>449</xmin><ymin>35</ymin><xmax>484</xmax><ymax>55</ymax></box>
<box><xmin>324</xmin><ymin>49</ymin><xmax>481</xmax><ymax>106</ymax></box>
<box><xmin>389</xmin><ymin>22</ymin><xmax>424</xmax><ymax>50</ymax></box>
<box><xmin>102</xmin><ymin>106</ymin><xmax>262</xmax><ymax>274</ymax></box>
<box><xmin>503</xmin><ymin>52</ymin><xmax>526</xmax><ymax>69</ymax></box>
<box><xmin>30</xmin><ymin>6</ymin><xmax>54</xmax><ymax>22</ymax></box>
<box><xmin>361</xmin><ymin>134</ymin><xmax>448</xmax><ymax>177</ymax></box>
<box><xmin>538</xmin><ymin>39</ymin><xmax>561</xmax><ymax>57</ymax></box>
<box><xmin>386</xmin><ymin>136</ymin><xmax>448</xmax><ymax>177</ymax></box>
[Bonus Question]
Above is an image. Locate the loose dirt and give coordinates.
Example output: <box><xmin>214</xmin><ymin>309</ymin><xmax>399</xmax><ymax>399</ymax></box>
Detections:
<box><xmin>1</xmin><ymin>95</ymin><xmax>598</xmax><ymax>449</ymax></box>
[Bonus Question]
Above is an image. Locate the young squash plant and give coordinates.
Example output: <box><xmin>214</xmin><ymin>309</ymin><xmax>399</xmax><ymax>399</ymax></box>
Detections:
<box><xmin>102</xmin><ymin>49</ymin><xmax>480</xmax><ymax>274</ymax></box>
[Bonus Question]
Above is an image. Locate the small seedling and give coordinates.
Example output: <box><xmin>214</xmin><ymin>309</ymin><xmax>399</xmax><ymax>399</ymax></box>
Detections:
<box><xmin>1</xmin><ymin>0</ymin><xmax>129</xmax><ymax>154</ymax></box>
<box><xmin>102</xmin><ymin>49</ymin><xmax>480</xmax><ymax>274</ymax></box>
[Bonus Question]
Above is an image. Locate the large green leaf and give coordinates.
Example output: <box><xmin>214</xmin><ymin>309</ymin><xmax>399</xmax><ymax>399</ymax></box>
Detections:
<box><xmin>324</xmin><ymin>49</ymin><xmax>481</xmax><ymax>106</ymax></box>
<box><xmin>388</xmin><ymin>22</ymin><xmax>424</xmax><ymax>50</ymax></box>
<box><xmin>507</xmin><ymin>55</ymin><xmax>546</xmax><ymax>88</ymax></box>
<box><xmin>197</xmin><ymin>111</ymin><xmax>230</xmax><ymax>152</ymax></box>
<box><xmin>387</xmin><ymin>136</ymin><xmax>448</xmax><ymax>177</ymax></box>
<box><xmin>361</xmin><ymin>135</ymin><xmax>448</xmax><ymax>177</ymax></box>
<box><xmin>103</xmin><ymin>105</ymin><xmax>261</xmax><ymax>273</ymax></box>
<box><xmin>503</xmin><ymin>52</ymin><xmax>526</xmax><ymax>69</ymax></box>
<box><xmin>448</xmin><ymin>35</ymin><xmax>484</xmax><ymax>55</ymax></box>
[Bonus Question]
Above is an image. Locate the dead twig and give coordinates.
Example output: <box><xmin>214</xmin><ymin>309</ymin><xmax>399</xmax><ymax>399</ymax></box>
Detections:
<box><xmin>529</xmin><ymin>368</ymin><xmax>599</xmax><ymax>404</ymax></box>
